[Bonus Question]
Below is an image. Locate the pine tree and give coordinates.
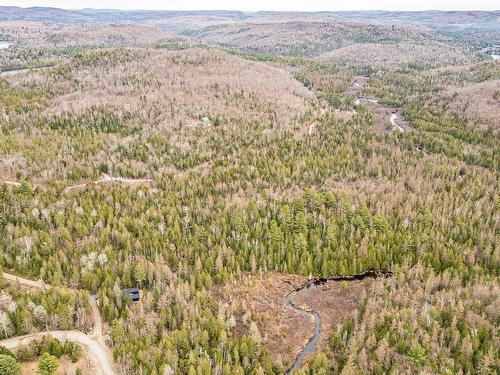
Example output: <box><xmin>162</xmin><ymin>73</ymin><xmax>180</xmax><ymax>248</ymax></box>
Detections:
<box><xmin>133</xmin><ymin>264</ymin><xmax>146</xmax><ymax>288</ymax></box>
<box><xmin>0</xmin><ymin>355</ymin><xmax>20</xmax><ymax>375</ymax></box>
<box><xmin>37</xmin><ymin>352</ymin><xmax>59</xmax><ymax>375</ymax></box>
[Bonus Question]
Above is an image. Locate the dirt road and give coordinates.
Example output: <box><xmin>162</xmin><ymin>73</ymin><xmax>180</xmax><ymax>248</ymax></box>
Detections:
<box><xmin>0</xmin><ymin>65</ymin><xmax>53</xmax><ymax>77</ymax></box>
<box><xmin>0</xmin><ymin>180</ymin><xmax>21</xmax><ymax>187</ymax></box>
<box><xmin>1</xmin><ymin>174</ymin><xmax>152</xmax><ymax>192</ymax></box>
<box><xmin>1</xmin><ymin>272</ymin><xmax>115</xmax><ymax>375</ymax></box>
<box><xmin>2</xmin><ymin>273</ymin><xmax>47</xmax><ymax>289</ymax></box>
<box><xmin>64</xmin><ymin>174</ymin><xmax>153</xmax><ymax>192</ymax></box>
<box><xmin>0</xmin><ymin>330</ymin><xmax>114</xmax><ymax>375</ymax></box>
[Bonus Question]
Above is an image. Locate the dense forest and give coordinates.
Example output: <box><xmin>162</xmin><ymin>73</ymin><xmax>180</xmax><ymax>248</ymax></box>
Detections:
<box><xmin>0</xmin><ymin>11</ymin><xmax>499</xmax><ymax>375</ymax></box>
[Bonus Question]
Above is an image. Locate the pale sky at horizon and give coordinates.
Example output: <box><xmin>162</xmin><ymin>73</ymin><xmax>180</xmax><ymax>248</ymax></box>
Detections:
<box><xmin>2</xmin><ymin>0</ymin><xmax>499</xmax><ymax>12</ymax></box>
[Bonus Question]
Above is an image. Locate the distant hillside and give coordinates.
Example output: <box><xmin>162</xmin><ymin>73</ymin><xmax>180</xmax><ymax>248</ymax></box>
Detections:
<box><xmin>0</xmin><ymin>21</ymin><xmax>175</xmax><ymax>48</ymax></box>
<box><xmin>0</xmin><ymin>6</ymin><xmax>82</xmax><ymax>21</ymax></box>
<box><xmin>0</xmin><ymin>7</ymin><xmax>498</xmax><ymax>45</ymax></box>
<box><xmin>184</xmin><ymin>21</ymin><xmax>433</xmax><ymax>56</ymax></box>
<box><xmin>185</xmin><ymin>21</ymin><xmax>480</xmax><ymax>70</ymax></box>
<box><xmin>1</xmin><ymin>7</ymin><xmax>498</xmax><ymax>31</ymax></box>
<box><xmin>0</xmin><ymin>6</ymin><xmax>248</xmax><ymax>26</ymax></box>
<box><xmin>330</xmin><ymin>10</ymin><xmax>500</xmax><ymax>45</ymax></box>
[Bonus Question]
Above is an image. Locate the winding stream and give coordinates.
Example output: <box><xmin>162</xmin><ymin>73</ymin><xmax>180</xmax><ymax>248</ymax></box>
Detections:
<box><xmin>284</xmin><ymin>281</ymin><xmax>322</xmax><ymax>375</ymax></box>
<box><xmin>390</xmin><ymin>113</ymin><xmax>404</xmax><ymax>133</ymax></box>
<box><xmin>283</xmin><ymin>270</ymin><xmax>391</xmax><ymax>374</ymax></box>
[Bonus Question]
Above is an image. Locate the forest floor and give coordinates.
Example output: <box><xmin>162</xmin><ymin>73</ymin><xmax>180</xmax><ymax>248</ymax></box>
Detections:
<box><xmin>211</xmin><ymin>272</ymin><xmax>369</xmax><ymax>369</ymax></box>
<box><xmin>20</xmin><ymin>355</ymin><xmax>93</xmax><ymax>375</ymax></box>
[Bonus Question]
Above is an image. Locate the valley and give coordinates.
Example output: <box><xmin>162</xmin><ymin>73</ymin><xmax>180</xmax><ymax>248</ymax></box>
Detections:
<box><xmin>0</xmin><ymin>5</ymin><xmax>498</xmax><ymax>375</ymax></box>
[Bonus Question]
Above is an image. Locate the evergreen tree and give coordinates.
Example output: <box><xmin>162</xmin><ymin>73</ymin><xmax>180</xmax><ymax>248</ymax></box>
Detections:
<box><xmin>0</xmin><ymin>355</ymin><xmax>20</xmax><ymax>375</ymax></box>
<box><xmin>37</xmin><ymin>352</ymin><xmax>59</xmax><ymax>375</ymax></box>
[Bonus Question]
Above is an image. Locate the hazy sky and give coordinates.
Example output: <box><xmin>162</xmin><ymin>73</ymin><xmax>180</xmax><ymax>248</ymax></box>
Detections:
<box><xmin>3</xmin><ymin>0</ymin><xmax>499</xmax><ymax>11</ymax></box>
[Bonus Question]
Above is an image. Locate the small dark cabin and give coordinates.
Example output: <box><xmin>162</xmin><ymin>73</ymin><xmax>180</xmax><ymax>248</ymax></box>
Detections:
<box><xmin>124</xmin><ymin>288</ymin><xmax>140</xmax><ymax>302</ymax></box>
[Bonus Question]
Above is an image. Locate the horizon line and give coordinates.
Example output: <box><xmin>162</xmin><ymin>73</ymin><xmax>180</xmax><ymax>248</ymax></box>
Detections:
<box><xmin>2</xmin><ymin>5</ymin><xmax>499</xmax><ymax>13</ymax></box>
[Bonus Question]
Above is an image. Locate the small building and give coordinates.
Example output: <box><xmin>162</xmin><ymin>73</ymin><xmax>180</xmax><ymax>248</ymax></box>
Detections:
<box><xmin>124</xmin><ymin>288</ymin><xmax>140</xmax><ymax>302</ymax></box>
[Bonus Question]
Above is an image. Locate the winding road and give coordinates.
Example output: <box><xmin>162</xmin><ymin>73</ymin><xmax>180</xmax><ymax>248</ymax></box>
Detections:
<box><xmin>1</xmin><ymin>174</ymin><xmax>152</xmax><ymax>192</ymax></box>
<box><xmin>0</xmin><ymin>65</ymin><xmax>53</xmax><ymax>77</ymax></box>
<box><xmin>0</xmin><ymin>272</ymin><xmax>115</xmax><ymax>375</ymax></box>
<box><xmin>0</xmin><ymin>331</ymin><xmax>114</xmax><ymax>375</ymax></box>
<box><xmin>64</xmin><ymin>173</ymin><xmax>153</xmax><ymax>192</ymax></box>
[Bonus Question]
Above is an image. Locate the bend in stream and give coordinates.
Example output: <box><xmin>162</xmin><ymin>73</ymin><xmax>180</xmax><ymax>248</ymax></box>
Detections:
<box><xmin>284</xmin><ymin>281</ymin><xmax>322</xmax><ymax>375</ymax></box>
<box><xmin>390</xmin><ymin>113</ymin><xmax>404</xmax><ymax>133</ymax></box>
<box><xmin>283</xmin><ymin>270</ymin><xmax>391</xmax><ymax>374</ymax></box>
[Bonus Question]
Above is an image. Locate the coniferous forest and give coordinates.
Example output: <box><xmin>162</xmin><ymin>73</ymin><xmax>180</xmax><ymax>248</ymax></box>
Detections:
<box><xmin>0</xmin><ymin>7</ymin><xmax>498</xmax><ymax>375</ymax></box>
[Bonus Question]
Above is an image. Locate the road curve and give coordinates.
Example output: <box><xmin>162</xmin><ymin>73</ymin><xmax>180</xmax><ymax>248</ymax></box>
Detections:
<box><xmin>1</xmin><ymin>273</ymin><xmax>115</xmax><ymax>375</ymax></box>
<box><xmin>390</xmin><ymin>113</ymin><xmax>404</xmax><ymax>133</ymax></box>
<box><xmin>0</xmin><ymin>331</ymin><xmax>114</xmax><ymax>375</ymax></box>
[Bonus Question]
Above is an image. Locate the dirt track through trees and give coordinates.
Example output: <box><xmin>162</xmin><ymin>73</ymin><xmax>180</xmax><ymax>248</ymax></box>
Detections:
<box><xmin>1</xmin><ymin>173</ymin><xmax>152</xmax><ymax>192</ymax></box>
<box><xmin>1</xmin><ymin>272</ymin><xmax>115</xmax><ymax>375</ymax></box>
